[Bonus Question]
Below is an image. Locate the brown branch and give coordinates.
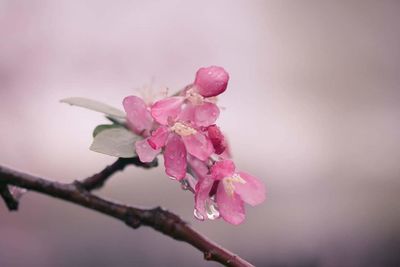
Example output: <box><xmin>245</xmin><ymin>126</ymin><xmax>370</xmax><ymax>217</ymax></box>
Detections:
<box><xmin>0</xmin><ymin>164</ymin><xmax>254</xmax><ymax>267</ymax></box>
<box><xmin>81</xmin><ymin>157</ymin><xmax>158</xmax><ymax>191</ymax></box>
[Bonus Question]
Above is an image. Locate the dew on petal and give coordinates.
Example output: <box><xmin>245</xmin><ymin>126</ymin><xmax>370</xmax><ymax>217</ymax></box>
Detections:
<box><xmin>194</xmin><ymin>209</ymin><xmax>205</xmax><ymax>221</ymax></box>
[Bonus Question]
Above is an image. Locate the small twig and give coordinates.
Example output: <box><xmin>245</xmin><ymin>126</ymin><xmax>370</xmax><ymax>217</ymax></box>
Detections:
<box><xmin>0</xmin><ymin>164</ymin><xmax>253</xmax><ymax>267</ymax></box>
<box><xmin>81</xmin><ymin>157</ymin><xmax>158</xmax><ymax>191</ymax></box>
<box><xmin>0</xmin><ymin>183</ymin><xmax>19</xmax><ymax>211</ymax></box>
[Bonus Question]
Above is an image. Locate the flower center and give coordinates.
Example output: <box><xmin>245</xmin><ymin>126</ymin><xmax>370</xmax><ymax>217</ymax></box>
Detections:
<box><xmin>185</xmin><ymin>88</ymin><xmax>204</xmax><ymax>105</ymax></box>
<box><xmin>223</xmin><ymin>173</ymin><xmax>246</xmax><ymax>196</ymax></box>
<box><xmin>170</xmin><ymin>122</ymin><xmax>197</xmax><ymax>136</ymax></box>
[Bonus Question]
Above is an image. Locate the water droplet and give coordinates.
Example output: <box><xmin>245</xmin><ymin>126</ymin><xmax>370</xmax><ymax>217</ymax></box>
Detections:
<box><xmin>181</xmin><ymin>184</ymin><xmax>188</xmax><ymax>190</ymax></box>
<box><xmin>169</xmin><ymin>176</ymin><xmax>177</xmax><ymax>180</ymax></box>
<box><xmin>194</xmin><ymin>209</ymin><xmax>205</xmax><ymax>221</ymax></box>
<box><xmin>180</xmin><ymin>180</ymin><xmax>189</xmax><ymax>191</ymax></box>
<box><xmin>205</xmin><ymin>199</ymin><xmax>220</xmax><ymax>220</ymax></box>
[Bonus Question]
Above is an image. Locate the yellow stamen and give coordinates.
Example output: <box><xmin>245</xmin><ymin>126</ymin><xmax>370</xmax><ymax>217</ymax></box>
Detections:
<box><xmin>171</xmin><ymin>122</ymin><xmax>197</xmax><ymax>136</ymax></box>
<box><xmin>223</xmin><ymin>174</ymin><xmax>246</xmax><ymax>196</ymax></box>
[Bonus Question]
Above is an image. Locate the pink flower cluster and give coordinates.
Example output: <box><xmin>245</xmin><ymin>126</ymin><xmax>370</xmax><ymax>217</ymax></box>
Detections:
<box><xmin>123</xmin><ymin>66</ymin><xmax>265</xmax><ymax>225</ymax></box>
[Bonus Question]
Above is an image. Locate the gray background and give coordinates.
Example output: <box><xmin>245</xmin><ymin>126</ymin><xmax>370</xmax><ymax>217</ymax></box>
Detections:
<box><xmin>1</xmin><ymin>1</ymin><xmax>399</xmax><ymax>266</ymax></box>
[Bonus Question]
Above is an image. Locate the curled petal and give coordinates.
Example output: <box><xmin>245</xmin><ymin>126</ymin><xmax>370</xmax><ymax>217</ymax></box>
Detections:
<box><xmin>216</xmin><ymin>184</ymin><xmax>245</xmax><ymax>225</ymax></box>
<box><xmin>194</xmin><ymin>102</ymin><xmax>220</xmax><ymax>127</ymax></box>
<box><xmin>235</xmin><ymin>171</ymin><xmax>266</xmax><ymax>206</ymax></box>
<box><xmin>207</xmin><ymin>125</ymin><xmax>226</xmax><ymax>154</ymax></box>
<box><xmin>182</xmin><ymin>132</ymin><xmax>214</xmax><ymax>161</ymax></box>
<box><xmin>194</xmin><ymin>66</ymin><xmax>229</xmax><ymax>97</ymax></box>
<box><xmin>148</xmin><ymin>126</ymin><xmax>169</xmax><ymax>149</ymax></box>
<box><xmin>194</xmin><ymin>175</ymin><xmax>214</xmax><ymax>219</ymax></box>
<box><xmin>123</xmin><ymin>96</ymin><xmax>153</xmax><ymax>135</ymax></box>
<box><xmin>135</xmin><ymin>138</ymin><xmax>160</xmax><ymax>163</ymax></box>
<box><xmin>151</xmin><ymin>97</ymin><xmax>184</xmax><ymax>125</ymax></box>
<box><xmin>210</xmin><ymin>159</ymin><xmax>235</xmax><ymax>180</ymax></box>
<box><xmin>164</xmin><ymin>134</ymin><xmax>187</xmax><ymax>180</ymax></box>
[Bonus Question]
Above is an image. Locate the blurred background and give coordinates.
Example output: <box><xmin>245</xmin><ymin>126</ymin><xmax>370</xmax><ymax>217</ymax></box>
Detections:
<box><xmin>1</xmin><ymin>1</ymin><xmax>400</xmax><ymax>266</ymax></box>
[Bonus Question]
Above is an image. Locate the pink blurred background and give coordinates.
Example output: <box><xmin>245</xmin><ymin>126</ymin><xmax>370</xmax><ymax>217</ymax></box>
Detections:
<box><xmin>1</xmin><ymin>1</ymin><xmax>400</xmax><ymax>266</ymax></box>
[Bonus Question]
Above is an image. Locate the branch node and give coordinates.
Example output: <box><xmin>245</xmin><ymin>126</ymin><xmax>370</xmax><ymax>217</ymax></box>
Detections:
<box><xmin>125</xmin><ymin>208</ymin><xmax>142</xmax><ymax>229</ymax></box>
<box><xmin>204</xmin><ymin>250</ymin><xmax>214</xmax><ymax>260</ymax></box>
<box><xmin>0</xmin><ymin>184</ymin><xmax>19</xmax><ymax>211</ymax></box>
<box><xmin>73</xmin><ymin>180</ymin><xmax>87</xmax><ymax>193</ymax></box>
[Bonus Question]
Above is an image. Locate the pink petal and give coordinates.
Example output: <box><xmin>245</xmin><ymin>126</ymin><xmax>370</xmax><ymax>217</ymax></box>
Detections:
<box><xmin>187</xmin><ymin>154</ymin><xmax>209</xmax><ymax>178</ymax></box>
<box><xmin>210</xmin><ymin>159</ymin><xmax>235</xmax><ymax>180</ymax></box>
<box><xmin>194</xmin><ymin>66</ymin><xmax>229</xmax><ymax>97</ymax></box>
<box><xmin>123</xmin><ymin>96</ymin><xmax>153</xmax><ymax>135</ymax></box>
<box><xmin>164</xmin><ymin>134</ymin><xmax>187</xmax><ymax>180</ymax></box>
<box><xmin>182</xmin><ymin>132</ymin><xmax>214</xmax><ymax>161</ymax></box>
<box><xmin>148</xmin><ymin>126</ymin><xmax>169</xmax><ymax>149</ymax></box>
<box><xmin>178</xmin><ymin>103</ymin><xmax>195</xmax><ymax>124</ymax></box>
<box><xmin>194</xmin><ymin>102</ymin><xmax>220</xmax><ymax>127</ymax></box>
<box><xmin>151</xmin><ymin>96</ymin><xmax>184</xmax><ymax>125</ymax></box>
<box><xmin>235</xmin><ymin>171</ymin><xmax>266</xmax><ymax>206</ymax></box>
<box><xmin>194</xmin><ymin>175</ymin><xmax>214</xmax><ymax>219</ymax></box>
<box><xmin>216</xmin><ymin>183</ymin><xmax>245</xmax><ymax>225</ymax></box>
<box><xmin>135</xmin><ymin>138</ymin><xmax>160</xmax><ymax>163</ymax></box>
<box><xmin>207</xmin><ymin>124</ymin><xmax>226</xmax><ymax>154</ymax></box>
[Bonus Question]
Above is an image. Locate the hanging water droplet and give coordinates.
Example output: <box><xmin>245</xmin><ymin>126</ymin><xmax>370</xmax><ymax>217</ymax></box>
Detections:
<box><xmin>194</xmin><ymin>209</ymin><xmax>205</xmax><ymax>221</ymax></box>
<box><xmin>181</xmin><ymin>180</ymin><xmax>189</xmax><ymax>190</ymax></box>
<box><xmin>169</xmin><ymin>176</ymin><xmax>177</xmax><ymax>180</ymax></box>
<box><xmin>205</xmin><ymin>199</ymin><xmax>220</xmax><ymax>220</ymax></box>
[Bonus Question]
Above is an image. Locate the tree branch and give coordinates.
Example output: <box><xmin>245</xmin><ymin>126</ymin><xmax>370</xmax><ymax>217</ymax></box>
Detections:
<box><xmin>0</xmin><ymin>164</ymin><xmax>254</xmax><ymax>267</ymax></box>
<box><xmin>81</xmin><ymin>157</ymin><xmax>158</xmax><ymax>191</ymax></box>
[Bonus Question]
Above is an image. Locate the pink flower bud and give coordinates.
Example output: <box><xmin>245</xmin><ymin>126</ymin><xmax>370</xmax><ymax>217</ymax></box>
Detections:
<box><xmin>194</xmin><ymin>66</ymin><xmax>229</xmax><ymax>97</ymax></box>
<box><xmin>207</xmin><ymin>125</ymin><xmax>226</xmax><ymax>154</ymax></box>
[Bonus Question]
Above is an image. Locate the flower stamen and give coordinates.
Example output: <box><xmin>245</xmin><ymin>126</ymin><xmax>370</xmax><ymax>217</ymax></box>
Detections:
<box><xmin>223</xmin><ymin>173</ymin><xmax>246</xmax><ymax>196</ymax></box>
<box><xmin>171</xmin><ymin>122</ymin><xmax>197</xmax><ymax>136</ymax></box>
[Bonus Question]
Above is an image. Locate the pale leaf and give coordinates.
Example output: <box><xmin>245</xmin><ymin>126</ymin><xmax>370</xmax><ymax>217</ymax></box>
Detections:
<box><xmin>61</xmin><ymin>97</ymin><xmax>126</xmax><ymax>119</ymax></box>
<box><xmin>90</xmin><ymin>128</ymin><xmax>139</xmax><ymax>158</ymax></box>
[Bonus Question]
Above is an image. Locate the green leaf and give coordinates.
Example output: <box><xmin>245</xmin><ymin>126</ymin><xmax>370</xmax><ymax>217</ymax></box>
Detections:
<box><xmin>92</xmin><ymin>124</ymin><xmax>123</xmax><ymax>137</ymax></box>
<box><xmin>60</xmin><ymin>97</ymin><xmax>126</xmax><ymax>119</ymax></box>
<box><xmin>90</xmin><ymin>128</ymin><xmax>140</xmax><ymax>158</ymax></box>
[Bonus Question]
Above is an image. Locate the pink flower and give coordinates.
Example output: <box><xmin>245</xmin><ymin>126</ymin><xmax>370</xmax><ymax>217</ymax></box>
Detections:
<box><xmin>162</xmin><ymin>66</ymin><xmax>229</xmax><ymax>128</ymax></box>
<box><xmin>195</xmin><ymin>159</ymin><xmax>266</xmax><ymax>225</ymax></box>
<box><xmin>179</xmin><ymin>66</ymin><xmax>229</xmax><ymax>127</ymax></box>
<box><xmin>123</xmin><ymin>95</ymin><xmax>162</xmax><ymax>163</ymax></box>
<box><xmin>148</xmin><ymin>97</ymin><xmax>214</xmax><ymax>180</ymax></box>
